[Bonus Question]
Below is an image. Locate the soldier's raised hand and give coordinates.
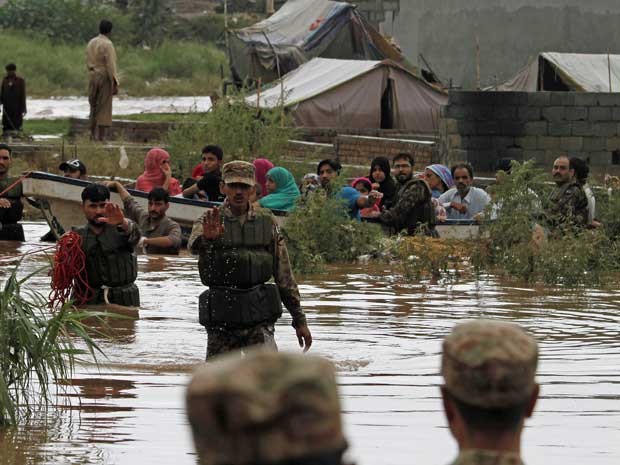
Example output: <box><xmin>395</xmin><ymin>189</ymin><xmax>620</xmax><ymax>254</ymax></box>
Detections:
<box><xmin>202</xmin><ymin>207</ymin><xmax>225</xmax><ymax>241</ymax></box>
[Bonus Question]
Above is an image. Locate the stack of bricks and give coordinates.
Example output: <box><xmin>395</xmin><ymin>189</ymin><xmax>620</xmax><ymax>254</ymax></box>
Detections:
<box><xmin>440</xmin><ymin>91</ymin><xmax>620</xmax><ymax>174</ymax></box>
<box><xmin>335</xmin><ymin>135</ymin><xmax>435</xmax><ymax>170</ymax></box>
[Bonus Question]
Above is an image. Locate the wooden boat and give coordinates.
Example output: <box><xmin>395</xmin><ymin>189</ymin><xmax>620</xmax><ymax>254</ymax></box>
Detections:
<box><xmin>21</xmin><ymin>171</ymin><xmax>481</xmax><ymax>240</ymax></box>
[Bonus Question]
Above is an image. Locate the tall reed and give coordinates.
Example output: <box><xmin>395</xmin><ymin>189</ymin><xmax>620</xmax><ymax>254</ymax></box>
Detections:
<box><xmin>0</xmin><ymin>264</ymin><xmax>103</xmax><ymax>426</ymax></box>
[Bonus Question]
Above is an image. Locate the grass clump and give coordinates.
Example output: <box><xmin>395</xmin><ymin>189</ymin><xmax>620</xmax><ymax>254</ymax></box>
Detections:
<box><xmin>282</xmin><ymin>188</ymin><xmax>383</xmax><ymax>274</ymax></box>
<box><xmin>0</xmin><ymin>30</ymin><xmax>226</xmax><ymax>97</ymax></box>
<box><xmin>0</xmin><ymin>265</ymin><xmax>103</xmax><ymax>426</ymax></box>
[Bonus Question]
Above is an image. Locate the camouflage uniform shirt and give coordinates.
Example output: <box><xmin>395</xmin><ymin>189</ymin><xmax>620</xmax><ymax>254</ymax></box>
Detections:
<box><xmin>378</xmin><ymin>176</ymin><xmax>434</xmax><ymax>234</ymax></box>
<box><xmin>449</xmin><ymin>450</ymin><xmax>524</xmax><ymax>465</ymax></box>
<box><xmin>545</xmin><ymin>181</ymin><xmax>588</xmax><ymax>228</ymax></box>
<box><xmin>188</xmin><ymin>201</ymin><xmax>307</xmax><ymax>328</ymax></box>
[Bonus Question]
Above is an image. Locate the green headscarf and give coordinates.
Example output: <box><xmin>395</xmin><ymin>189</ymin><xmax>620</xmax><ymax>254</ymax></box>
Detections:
<box><xmin>259</xmin><ymin>167</ymin><xmax>301</xmax><ymax>212</ymax></box>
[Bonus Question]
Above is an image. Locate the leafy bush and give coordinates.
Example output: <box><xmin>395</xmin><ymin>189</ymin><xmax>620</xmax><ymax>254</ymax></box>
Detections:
<box><xmin>282</xmin><ymin>188</ymin><xmax>384</xmax><ymax>274</ymax></box>
<box><xmin>0</xmin><ymin>0</ymin><xmax>131</xmax><ymax>44</ymax></box>
<box><xmin>166</xmin><ymin>98</ymin><xmax>295</xmax><ymax>177</ymax></box>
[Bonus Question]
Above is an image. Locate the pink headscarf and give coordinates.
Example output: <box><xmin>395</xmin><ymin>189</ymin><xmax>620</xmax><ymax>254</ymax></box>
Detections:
<box><xmin>253</xmin><ymin>158</ymin><xmax>274</xmax><ymax>198</ymax></box>
<box><xmin>136</xmin><ymin>147</ymin><xmax>182</xmax><ymax>195</ymax></box>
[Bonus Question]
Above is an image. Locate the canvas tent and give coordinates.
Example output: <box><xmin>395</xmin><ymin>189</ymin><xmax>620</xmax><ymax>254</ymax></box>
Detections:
<box><xmin>493</xmin><ymin>52</ymin><xmax>620</xmax><ymax>92</ymax></box>
<box><xmin>246</xmin><ymin>58</ymin><xmax>447</xmax><ymax>132</ymax></box>
<box><xmin>228</xmin><ymin>0</ymin><xmax>405</xmax><ymax>85</ymax></box>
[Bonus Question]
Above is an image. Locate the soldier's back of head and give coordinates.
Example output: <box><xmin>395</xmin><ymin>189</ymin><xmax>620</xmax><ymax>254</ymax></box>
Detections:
<box><xmin>440</xmin><ymin>319</ymin><xmax>539</xmax><ymax>459</ymax></box>
<box><xmin>186</xmin><ymin>349</ymin><xmax>348</xmax><ymax>465</ymax></box>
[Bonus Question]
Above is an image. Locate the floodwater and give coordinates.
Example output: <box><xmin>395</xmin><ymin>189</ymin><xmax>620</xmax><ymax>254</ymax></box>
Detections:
<box><xmin>25</xmin><ymin>96</ymin><xmax>212</xmax><ymax>120</ymax></box>
<box><xmin>1</xmin><ymin>222</ymin><xmax>619</xmax><ymax>465</ymax></box>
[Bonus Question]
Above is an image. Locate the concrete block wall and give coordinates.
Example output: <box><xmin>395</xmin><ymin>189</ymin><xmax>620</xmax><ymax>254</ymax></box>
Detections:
<box><xmin>440</xmin><ymin>91</ymin><xmax>620</xmax><ymax>174</ymax></box>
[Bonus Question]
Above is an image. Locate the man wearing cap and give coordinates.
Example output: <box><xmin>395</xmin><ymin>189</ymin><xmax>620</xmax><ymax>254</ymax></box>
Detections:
<box><xmin>104</xmin><ymin>180</ymin><xmax>182</xmax><ymax>254</ymax></box>
<box><xmin>188</xmin><ymin>160</ymin><xmax>312</xmax><ymax>358</ymax></box>
<box><xmin>59</xmin><ymin>159</ymin><xmax>87</xmax><ymax>179</ymax></box>
<box><xmin>440</xmin><ymin>319</ymin><xmax>540</xmax><ymax>465</ymax></box>
<box><xmin>186</xmin><ymin>350</ymin><xmax>349</xmax><ymax>465</ymax></box>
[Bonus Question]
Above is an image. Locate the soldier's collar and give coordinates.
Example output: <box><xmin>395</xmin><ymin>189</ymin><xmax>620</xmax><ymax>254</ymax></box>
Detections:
<box><xmin>222</xmin><ymin>200</ymin><xmax>256</xmax><ymax>220</ymax></box>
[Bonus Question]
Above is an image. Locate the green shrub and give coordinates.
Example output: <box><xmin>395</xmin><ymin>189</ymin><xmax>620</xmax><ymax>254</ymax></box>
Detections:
<box><xmin>282</xmin><ymin>187</ymin><xmax>383</xmax><ymax>274</ymax></box>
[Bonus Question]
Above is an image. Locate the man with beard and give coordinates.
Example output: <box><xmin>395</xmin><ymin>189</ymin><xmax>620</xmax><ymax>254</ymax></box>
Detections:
<box><xmin>317</xmin><ymin>159</ymin><xmax>379</xmax><ymax>219</ymax></box>
<box><xmin>188</xmin><ymin>161</ymin><xmax>312</xmax><ymax>359</ymax></box>
<box><xmin>0</xmin><ymin>63</ymin><xmax>26</xmax><ymax>135</ymax></box>
<box><xmin>439</xmin><ymin>162</ymin><xmax>490</xmax><ymax>220</ymax></box>
<box><xmin>543</xmin><ymin>155</ymin><xmax>588</xmax><ymax>229</ymax></box>
<box><xmin>105</xmin><ymin>181</ymin><xmax>182</xmax><ymax>254</ymax></box>
<box><xmin>72</xmin><ymin>184</ymin><xmax>140</xmax><ymax>306</ymax></box>
<box><xmin>370</xmin><ymin>152</ymin><xmax>435</xmax><ymax>235</ymax></box>
<box><xmin>0</xmin><ymin>143</ymin><xmax>24</xmax><ymax>240</ymax></box>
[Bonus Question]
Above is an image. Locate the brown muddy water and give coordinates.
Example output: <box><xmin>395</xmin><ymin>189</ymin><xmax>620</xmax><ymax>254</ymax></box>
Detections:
<box><xmin>1</xmin><ymin>222</ymin><xmax>619</xmax><ymax>465</ymax></box>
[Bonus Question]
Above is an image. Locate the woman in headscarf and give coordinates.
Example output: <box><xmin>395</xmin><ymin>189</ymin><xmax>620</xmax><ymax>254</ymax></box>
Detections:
<box><xmin>136</xmin><ymin>147</ymin><xmax>182</xmax><ymax>195</ymax></box>
<box><xmin>258</xmin><ymin>167</ymin><xmax>301</xmax><ymax>212</ymax></box>
<box><xmin>424</xmin><ymin>164</ymin><xmax>454</xmax><ymax>198</ymax></box>
<box><xmin>253</xmin><ymin>158</ymin><xmax>274</xmax><ymax>199</ymax></box>
<box><xmin>369</xmin><ymin>156</ymin><xmax>397</xmax><ymax>209</ymax></box>
<box><xmin>351</xmin><ymin>177</ymin><xmax>380</xmax><ymax>218</ymax></box>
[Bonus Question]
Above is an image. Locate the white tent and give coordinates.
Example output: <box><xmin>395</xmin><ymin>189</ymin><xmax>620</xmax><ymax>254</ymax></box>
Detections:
<box><xmin>493</xmin><ymin>52</ymin><xmax>620</xmax><ymax>92</ymax></box>
<box><xmin>247</xmin><ymin>58</ymin><xmax>447</xmax><ymax>132</ymax></box>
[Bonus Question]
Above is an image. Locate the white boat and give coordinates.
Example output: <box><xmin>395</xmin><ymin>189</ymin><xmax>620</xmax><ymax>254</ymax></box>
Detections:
<box><xmin>21</xmin><ymin>171</ymin><xmax>480</xmax><ymax>240</ymax></box>
<box><xmin>22</xmin><ymin>171</ymin><xmax>216</xmax><ymax>237</ymax></box>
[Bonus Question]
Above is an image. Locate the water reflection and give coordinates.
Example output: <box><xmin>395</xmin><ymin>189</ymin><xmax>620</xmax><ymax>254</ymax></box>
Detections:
<box><xmin>0</xmin><ymin>222</ymin><xmax>619</xmax><ymax>465</ymax></box>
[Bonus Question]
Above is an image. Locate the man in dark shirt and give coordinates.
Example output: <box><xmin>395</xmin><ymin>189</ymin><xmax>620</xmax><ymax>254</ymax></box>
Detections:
<box><xmin>0</xmin><ymin>144</ymin><xmax>24</xmax><ymax>236</ymax></box>
<box><xmin>184</xmin><ymin>145</ymin><xmax>225</xmax><ymax>202</ymax></box>
<box><xmin>0</xmin><ymin>64</ymin><xmax>27</xmax><ymax>135</ymax></box>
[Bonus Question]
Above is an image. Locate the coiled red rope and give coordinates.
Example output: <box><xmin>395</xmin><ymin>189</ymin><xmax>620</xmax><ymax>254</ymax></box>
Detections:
<box><xmin>49</xmin><ymin>231</ymin><xmax>92</xmax><ymax>308</ymax></box>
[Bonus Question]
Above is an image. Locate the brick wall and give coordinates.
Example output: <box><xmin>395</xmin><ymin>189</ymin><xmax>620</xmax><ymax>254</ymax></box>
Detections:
<box><xmin>286</xmin><ymin>135</ymin><xmax>437</xmax><ymax>171</ymax></box>
<box><xmin>69</xmin><ymin>118</ymin><xmax>174</xmax><ymax>144</ymax></box>
<box><xmin>440</xmin><ymin>91</ymin><xmax>620</xmax><ymax>174</ymax></box>
<box><xmin>336</xmin><ymin>135</ymin><xmax>435</xmax><ymax>169</ymax></box>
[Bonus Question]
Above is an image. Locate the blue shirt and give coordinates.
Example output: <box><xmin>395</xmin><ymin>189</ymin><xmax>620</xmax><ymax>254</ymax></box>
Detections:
<box><xmin>337</xmin><ymin>186</ymin><xmax>361</xmax><ymax>220</ymax></box>
<box><xmin>438</xmin><ymin>186</ymin><xmax>490</xmax><ymax>220</ymax></box>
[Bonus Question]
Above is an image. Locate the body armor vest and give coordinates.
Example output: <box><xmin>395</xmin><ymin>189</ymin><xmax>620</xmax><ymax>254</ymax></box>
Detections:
<box><xmin>198</xmin><ymin>210</ymin><xmax>275</xmax><ymax>288</ymax></box>
<box><xmin>74</xmin><ymin>225</ymin><xmax>139</xmax><ymax>306</ymax></box>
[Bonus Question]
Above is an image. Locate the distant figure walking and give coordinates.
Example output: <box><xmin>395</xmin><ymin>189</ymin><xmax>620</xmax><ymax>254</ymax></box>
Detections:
<box><xmin>0</xmin><ymin>64</ymin><xmax>27</xmax><ymax>136</ymax></box>
<box><xmin>86</xmin><ymin>19</ymin><xmax>118</xmax><ymax>141</ymax></box>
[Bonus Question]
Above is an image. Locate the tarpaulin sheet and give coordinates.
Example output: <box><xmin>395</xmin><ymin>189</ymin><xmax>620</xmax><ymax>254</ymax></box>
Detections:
<box><xmin>493</xmin><ymin>52</ymin><xmax>620</xmax><ymax>92</ymax></box>
<box><xmin>246</xmin><ymin>58</ymin><xmax>447</xmax><ymax>131</ymax></box>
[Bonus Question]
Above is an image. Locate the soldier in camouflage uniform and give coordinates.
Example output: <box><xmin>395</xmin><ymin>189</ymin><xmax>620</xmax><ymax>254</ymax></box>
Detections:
<box><xmin>440</xmin><ymin>319</ymin><xmax>540</xmax><ymax>465</ymax></box>
<box><xmin>186</xmin><ymin>349</ymin><xmax>349</xmax><ymax>465</ymax></box>
<box><xmin>544</xmin><ymin>155</ymin><xmax>588</xmax><ymax>229</ymax></box>
<box><xmin>188</xmin><ymin>161</ymin><xmax>312</xmax><ymax>359</ymax></box>
<box><xmin>373</xmin><ymin>152</ymin><xmax>435</xmax><ymax>235</ymax></box>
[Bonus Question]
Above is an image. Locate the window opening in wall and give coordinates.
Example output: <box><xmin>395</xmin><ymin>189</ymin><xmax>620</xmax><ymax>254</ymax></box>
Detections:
<box><xmin>612</xmin><ymin>150</ymin><xmax>620</xmax><ymax>165</ymax></box>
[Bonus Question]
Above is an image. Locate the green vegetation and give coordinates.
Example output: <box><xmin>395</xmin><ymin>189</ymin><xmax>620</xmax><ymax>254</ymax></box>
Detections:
<box><xmin>0</xmin><ymin>265</ymin><xmax>103</xmax><ymax>426</ymax></box>
<box><xmin>0</xmin><ymin>30</ymin><xmax>227</xmax><ymax>97</ymax></box>
<box><xmin>282</xmin><ymin>185</ymin><xmax>384</xmax><ymax>274</ymax></box>
<box><xmin>23</xmin><ymin>119</ymin><xmax>71</xmax><ymax>136</ymax></box>
<box><xmin>166</xmin><ymin>99</ymin><xmax>296</xmax><ymax>176</ymax></box>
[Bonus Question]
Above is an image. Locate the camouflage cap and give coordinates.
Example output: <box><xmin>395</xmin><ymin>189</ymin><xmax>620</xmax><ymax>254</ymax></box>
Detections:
<box><xmin>186</xmin><ymin>350</ymin><xmax>347</xmax><ymax>465</ymax></box>
<box><xmin>221</xmin><ymin>160</ymin><xmax>255</xmax><ymax>186</ymax></box>
<box><xmin>441</xmin><ymin>319</ymin><xmax>538</xmax><ymax>408</ymax></box>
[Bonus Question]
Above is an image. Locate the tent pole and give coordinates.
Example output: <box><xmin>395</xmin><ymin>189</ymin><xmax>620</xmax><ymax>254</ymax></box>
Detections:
<box><xmin>261</xmin><ymin>30</ymin><xmax>285</xmax><ymax>126</ymax></box>
<box><xmin>475</xmin><ymin>33</ymin><xmax>481</xmax><ymax>90</ymax></box>
<box><xmin>608</xmin><ymin>51</ymin><xmax>613</xmax><ymax>92</ymax></box>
